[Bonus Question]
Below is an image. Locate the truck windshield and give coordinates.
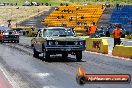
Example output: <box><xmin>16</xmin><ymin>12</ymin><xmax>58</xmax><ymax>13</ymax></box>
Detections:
<box><xmin>43</xmin><ymin>29</ymin><xmax>75</xmax><ymax>37</ymax></box>
<box><xmin>3</xmin><ymin>30</ymin><xmax>16</xmax><ymax>35</ymax></box>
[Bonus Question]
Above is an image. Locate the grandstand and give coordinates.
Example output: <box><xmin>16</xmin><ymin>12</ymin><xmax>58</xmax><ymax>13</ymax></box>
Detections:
<box><xmin>42</xmin><ymin>4</ymin><xmax>105</xmax><ymax>29</ymax></box>
<box><xmin>109</xmin><ymin>5</ymin><xmax>132</xmax><ymax>32</ymax></box>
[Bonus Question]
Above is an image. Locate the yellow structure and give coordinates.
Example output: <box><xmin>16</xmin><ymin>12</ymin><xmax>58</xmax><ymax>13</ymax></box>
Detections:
<box><xmin>125</xmin><ymin>35</ymin><xmax>132</xmax><ymax>39</ymax></box>
<box><xmin>85</xmin><ymin>38</ymin><xmax>108</xmax><ymax>54</ymax></box>
<box><xmin>12</xmin><ymin>27</ymin><xmax>38</xmax><ymax>37</ymax></box>
<box><xmin>112</xmin><ymin>45</ymin><xmax>132</xmax><ymax>58</ymax></box>
<box><xmin>42</xmin><ymin>4</ymin><xmax>105</xmax><ymax>33</ymax></box>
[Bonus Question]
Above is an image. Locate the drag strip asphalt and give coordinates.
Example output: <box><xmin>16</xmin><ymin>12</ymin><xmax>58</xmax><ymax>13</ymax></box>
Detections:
<box><xmin>0</xmin><ymin>42</ymin><xmax>132</xmax><ymax>88</ymax></box>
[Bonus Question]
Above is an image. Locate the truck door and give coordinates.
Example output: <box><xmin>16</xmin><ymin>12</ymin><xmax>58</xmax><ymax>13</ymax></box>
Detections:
<box><xmin>34</xmin><ymin>31</ymin><xmax>43</xmax><ymax>52</ymax></box>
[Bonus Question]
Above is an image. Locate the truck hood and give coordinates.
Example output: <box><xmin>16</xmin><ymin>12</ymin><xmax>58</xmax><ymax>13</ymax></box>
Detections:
<box><xmin>46</xmin><ymin>36</ymin><xmax>83</xmax><ymax>41</ymax></box>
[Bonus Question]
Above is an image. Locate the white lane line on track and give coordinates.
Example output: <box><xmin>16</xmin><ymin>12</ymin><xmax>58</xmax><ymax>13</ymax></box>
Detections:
<box><xmin>0</xmin><ymin>63</ymin><xmax>20</xmax><ymax>88</ymax></box>
<box><xmin>36</xmin><ymin>72</ymin><xmax>50</xmax><ymax>78</ymax></box>
<box><xmin>43</xmin><ymin>85</ymin><xmax>57</xmax><ymax>88</ymax></box>
<box><xmin>84</xmin><ymin>51</ymin><xmax>132</xmax><ymax>61</ymax></box>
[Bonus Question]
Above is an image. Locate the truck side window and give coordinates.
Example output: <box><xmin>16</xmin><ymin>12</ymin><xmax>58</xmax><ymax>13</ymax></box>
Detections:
<box><xmin>38</xmin><ymin>32</ymin><xmax>42</xmax><ymax>37</ymax></box>
<box><xmin>39</xmin><ymin>33</ymin><xmax>41</xmax><ymax>37</ymax></box>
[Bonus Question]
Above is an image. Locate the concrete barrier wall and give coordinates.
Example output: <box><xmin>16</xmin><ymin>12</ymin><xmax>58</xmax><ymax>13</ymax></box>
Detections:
<box><xmin>85</xmin><ymin>38</ymin><xmax>108</xmax><ymax>54</ymax></box>
<box><xmin>112</xmin><ymin>45</ymin><xmax>132</xmax><ymax>58</ymax></box>
<box><xmin>78</xmin><ymin>36</ymin><xmax>89</xmax><ymax>40</ymax></box>
<box><xmin>125</xmin><ymin>35</ymin><xmax>132</xmax><ymax>39</ymax></box>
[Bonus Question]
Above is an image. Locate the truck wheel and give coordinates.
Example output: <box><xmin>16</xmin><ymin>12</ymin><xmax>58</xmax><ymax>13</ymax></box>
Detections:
<box><xmin>76</xmin><ymin>51</ymin><xmax>82</xmax><ymax>61</ymax></box>
<box><xmin>1</xmin><ymin>40</ymin><xmax>4</xmax><ymax>43</ymax></box>
<box><xmin>62</xmin><ymin>53</ymin><xmax>68</xmax><ymax>59</ymax></box>
<box><xmin>16</xmin><ymin>40</ymin><xmax>19</xmax><ymax>43</ymax></box>
<box><xmin>31</xmin><ymin>44</ymin><xmax>34</xmax><ymax>48</ymax></box>
<box><xmin>43</xmin><ymin>51</ymin><xmax>50</xmax><ymax>62</ymax></box>
<box><xmin>33</xmin><ymin>48</ymin><xmax>39</xmax><ymax>58</ymax></box>
<box><xmin>0</xmin><ymin>40</ymin><xmax>2</xmax><ymax>43</ymax></box>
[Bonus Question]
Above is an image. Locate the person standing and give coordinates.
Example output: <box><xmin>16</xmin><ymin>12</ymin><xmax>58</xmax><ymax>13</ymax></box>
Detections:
<box><xmin>89</xmin><ymin>22</ymin><xmax>97</xmax><ymax>36</ymax></box>
<box><xmin>112</xmin><ymin>25</ymin><xmax>122</xmax><ymax>47</ymax></box>
<box><xmin>0</xmin><ymin>30</ymin><xmax>3</xmax><ymax>42</ymax></box>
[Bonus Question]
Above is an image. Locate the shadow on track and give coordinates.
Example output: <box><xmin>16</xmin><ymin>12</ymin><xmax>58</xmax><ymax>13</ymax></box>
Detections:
<box><xmin>38</xmin><ymin>55</ymin><xmax>86</xmax><ymax>63</ymax></box>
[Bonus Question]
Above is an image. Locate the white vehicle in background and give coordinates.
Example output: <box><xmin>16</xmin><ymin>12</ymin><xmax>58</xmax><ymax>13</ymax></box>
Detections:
<box><xmin>0</xmin><ymin>3</ymin><xmax>5</xmax><ymax>6</ymax></box>
<box><xmin>0</xmin><ymin>26</ymin><xmax>19</xmax><ymax>43</ymax></box>
<box><xmin>23</xmin><ymin>1</ymin><xmax>31</xmax><ymax>6</ymax></box>
<box><xmin>2</xmin><ymin>30</ymin><xmax>19</xmax><ymax>43</ymax></box>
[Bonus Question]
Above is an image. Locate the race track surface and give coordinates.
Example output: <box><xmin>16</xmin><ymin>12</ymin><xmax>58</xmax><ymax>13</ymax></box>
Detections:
<box><xmin>0</xmin><ymin>37</ymin><xmax>132</xmax><ymax>88</ymax></box>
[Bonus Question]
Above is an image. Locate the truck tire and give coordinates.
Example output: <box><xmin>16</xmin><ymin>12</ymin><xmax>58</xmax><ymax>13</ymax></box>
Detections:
<box><xmin>31</xmin><ymin>44</ymin><xmax>34</xmax><ymax>48</ymax></box>
<box><xmin>1</xmin><ymin>40</ymin><xmax>4</xmax><ymax>43</ymax></box>
<box><xmin>62</xmin><ymin>53</ymin><xmax>68</xmax><ymax>59</ymax></box>
<box><xmin>76</xmin><ymin>51</ymin><xmax>82</xmax><ymax>61</ymax></box>
<box><xmin>0</xmin><ymin>40</ymin><xmax>2</xmax><ymax>43</ymax></box>
<box><xmin>43</xmin><ymin>51</ymin><xmax>50</xmax><ymax>62</ymax></box>
<box><xmin>33</xmin><ymin>48</ymin><xmax>39</xmax><ymax>58</ymax></box>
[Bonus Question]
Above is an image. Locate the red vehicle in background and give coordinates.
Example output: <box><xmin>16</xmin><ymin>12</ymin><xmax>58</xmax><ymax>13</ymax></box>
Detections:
<box><xmin>0</xmin><ymin>31</ymin><xmax>3</xmax><ymax>42</ymax></box>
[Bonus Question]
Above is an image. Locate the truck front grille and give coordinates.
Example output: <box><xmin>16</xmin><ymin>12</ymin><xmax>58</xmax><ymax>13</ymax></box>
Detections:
<box><xmin>58</xmin><ymin>41</ymin><xmax>74</xmax><ymax>45</ymax></box>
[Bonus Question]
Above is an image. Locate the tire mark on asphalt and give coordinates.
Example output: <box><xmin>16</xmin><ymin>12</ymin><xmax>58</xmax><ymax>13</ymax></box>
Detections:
<box><xmin>2</xmin><ymin>43</ymin><xmax>132</xmax><ymax>74</ymax></box>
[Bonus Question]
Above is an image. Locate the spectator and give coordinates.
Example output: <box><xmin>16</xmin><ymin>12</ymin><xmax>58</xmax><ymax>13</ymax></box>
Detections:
<box><xmin>106</xmin><ymin>29</ymin><xmax>110</xmax><ymax>37</ymax></box>
<box><xmin>69</xmin><ymin>17</ymin><xmax>73</xmax><ymax>21</ymax></box>
<box><xmin>38</xmin><ymin>3</ymin><xmax>40</xmax><ymax>6</ymax></box>
<box><xmin>65</xmin><ymin>3</ymin><xmax>68</xmax><ymax>6</ymax></box>
<box><xmin>106</xmin><ymin>25</ymin><xmax>110</xmax><ymax>37</ymax></box>
<box><xmin>31</xmin><ymin>2</ymin><xmax>34</xmax><ymax>6</ymax></box>
<box><xmin>84</xmin><ymin>22</ymin><xmax>87</xmax><ymax>25</ymax></box>
<box><xmin>60</xmin><ymin>3</ymin><xmax>63</xmax><ymax>6</ymax></box>
<box><xmin>10</xmin><ymin>3</ymin><xmax>13</xmax><ymax>6</ymax></box>
<box><xmin>89</xmin><ymin>22</ymin><xmax>97</xmax><ymax>35</ymax></box>
<box><xmin>7</xmin><ymin>20</ymin><xmax>11</xmax><ymax>27</ymax></box>
<box><xmin>85</xmin><ymin>26</ymin><xmax>88</xmax><ymax>31</ymax></box>
<box><xmin>81</xmin><ymin>16</ymin><xmax>84</xmax><ymax>19</ymax></box>
<box><xmin>55</xmin><ymin>7</ymin><xmax>59</xmax><ymax>11</ymax></box>
<box><xmin>61</xmin><ymin>15</ymin><xmax>64</xmax><ymax>19</ymax></box>
<box><xmin>16</xmin><ymin>7</ymin><xmax>19</xmax><ymax>9</ymax></box>
<box><xmin>102</xmin><ymin>4</ymin><xmax>106</xmax><ymax>9</ymax></box>
<box><xmin>116</xmin><ymin>4</ymin><xmax>119</xmax><ymax>10</ymax></box>
<box><xmin>67</xmin><ymin>9</ymin><xmax>70</xmax><ymax>13</ymax></box>
<box><xmin>62</xmin><ymin>23</ymin><xmax>66</xmax><ymax>27</ymax></box>
<box><xmin>3</xmin><ymin>3</ymin><xmax>6</xmax><ymax>6</ymax></box>
<box><xmin>83</xmin><ymin>3</ymin><xmax>87</xmax><ymax>6</ymax></box>
<box><xmin>100</xmin><ymin>26</ymin><xmax>103</xmax><ymax>30</ymax></box>
<box><xmin>37</xmin><ymin>9</ymin><xmax>40</xmax><ymax>15</ymax></box>
<box><xmin>7</xmin><ymin>3</ymin><xmax>9</xmax><ymax>5</ymax></box>
<box><xmin>41</xmin><ymin>19</ymin><xmax>45</xmax><ymax>22</ymax></box>
<box><xmin>76</xmin><ymin>7</ymin><xmax>79</xmax><ymax>10</ymax></box>
<box><xmin>15</xmin><ymin>3</ymin><xmax>17</xmax><ymax>6</ymax></box>
<box><xmin>41</xmin><ymin>3</ymin><xmax>44</xmax><ymax>5</ymax></box>
<box><xmin>105</xmin><ymin>2</ymin><xmax>110</xmax><ymax>8</ymax></box>
<box><xmin>85</xmin><ymin>26</ymin><xmax>90</xmax><ymax>35</ymax></box>
<box><xmin>23</xmin><ymin>1</ymin><xmax>31</xmax><ymax>6</ymax></box>
<box><xmin>112</xmin><ymin>24</ymin><xmax>122</xmax><ymax>47</ymax></box>
<box><xmin>57</xmin><ymin>16</ymin><xmax>60</xmax><ymax>19</ymax></box>
<box><xmin>45</xmin><ymin>3</ymin><xmax>49</xmax><ymax>6</ymax></box>
<box><xmin>77</xmin><ymin>21</ymin><xmax>80</xmax><ymax>25</ymax></box>
<box><xmin>62</xmin><ymin>9</ymin><xmax>66</xmax><ymax>12</ymax></box>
